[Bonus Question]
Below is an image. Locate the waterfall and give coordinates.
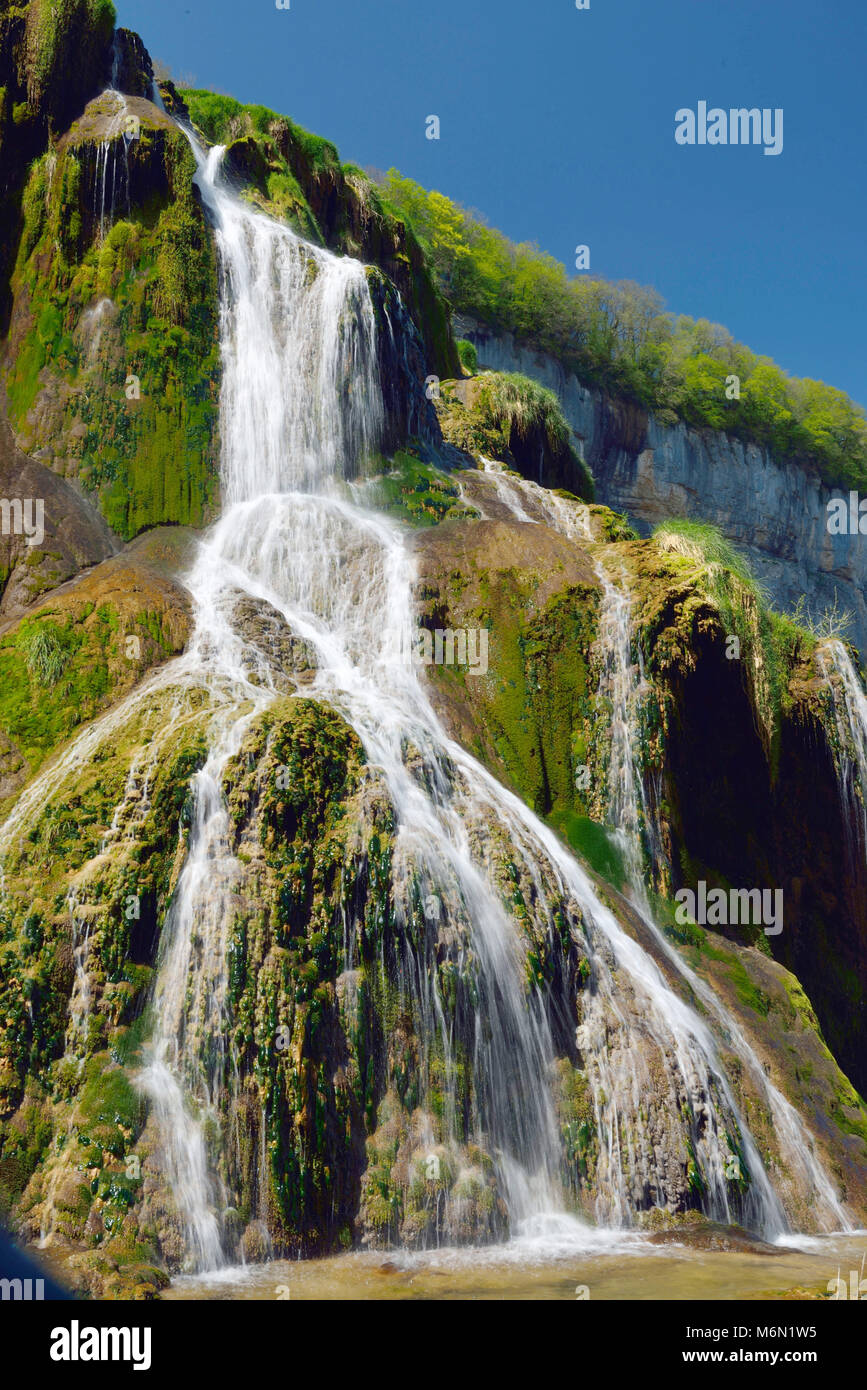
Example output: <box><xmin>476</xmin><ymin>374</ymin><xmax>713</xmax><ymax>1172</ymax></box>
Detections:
<box><xmin>819</xmin><ymin>639</ymin><xmax>867</xmax><ymax>864</ymax></box>
<box><xmin>476</xmin><ymin>461</ymin><xmax>850</xmax><ymax>1233</ymax></box>
<box><xmin>136</xmin><ymin>128</ymin><xmax>807</xmax><ymax>1261</ymax></box>
<box><xmin>64</xmin><ymin>887</ymin><xmax>94</xmax><ymax>1060</ymax></box>
<box><xmin>1</xmin><ymin>120</ymin><xmax>851</xmax><ymax>1271</ymax></box>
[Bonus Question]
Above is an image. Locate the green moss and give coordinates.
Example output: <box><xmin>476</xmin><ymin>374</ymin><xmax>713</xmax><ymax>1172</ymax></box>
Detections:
<box><xmin>551</xmin><ymin>813</ymin><xmax>627</xmax><ymax>890</ymax></box>
<box><xmin>0</xmin><ymin>602</ymin><xmax>179</xmax><ymax>777</ymax></box>
<box><xmin>8</xmin><ymin>129</ymin><xmax>219</xmax><ymax>539</ymax></box>
<box><xmin>365</xmin><ymin>452</ymin><xmax>479</xmax><ymax>528</ymax></box>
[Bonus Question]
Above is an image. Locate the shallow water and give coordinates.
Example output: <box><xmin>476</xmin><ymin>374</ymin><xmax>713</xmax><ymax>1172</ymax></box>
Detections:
<box><xmin>163</xmin><ymin>1230</ymin><xmax>867</xmax><ymax>1301</ymax></box>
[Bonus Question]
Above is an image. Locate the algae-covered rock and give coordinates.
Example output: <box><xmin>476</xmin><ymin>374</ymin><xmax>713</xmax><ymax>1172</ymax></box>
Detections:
<box><xmin>413</xmin><ymin>493</ymin><xmax>600</xmax><ymax>820</ymax></box>
<box><xmin>5</xmin><ymin>90</ymin><xmax>220</xmax><ymax>539</ymax></box>
<box><xmin>0</xmin><ymin>526</ymin><xmax>193</xmax><ymax>796</ymax></box>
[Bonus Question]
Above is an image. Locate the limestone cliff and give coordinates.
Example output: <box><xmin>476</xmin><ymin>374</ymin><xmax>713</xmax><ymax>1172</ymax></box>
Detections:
<box><xmin>455</xmin><ymin>315</ymin><xmax>867</xmax><ymax>658</ymax></box>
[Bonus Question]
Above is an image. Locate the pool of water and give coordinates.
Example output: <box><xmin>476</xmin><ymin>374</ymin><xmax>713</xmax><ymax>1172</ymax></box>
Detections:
<box><xmin>162</xmin><ymin>1225</ymin><xmax>867</xmax><ymax>1301</ymax></box>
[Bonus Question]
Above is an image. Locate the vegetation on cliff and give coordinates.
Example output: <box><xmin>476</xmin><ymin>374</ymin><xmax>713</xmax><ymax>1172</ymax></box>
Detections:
<box><xmin>380</xmin><ymin>170</ymin><xmax>867</xmax><ymax>493</ymax></box>
<box><xmin>434</xmin><ymin>371</ymin><xmax>594</xmax><ymax>499</ymax></box>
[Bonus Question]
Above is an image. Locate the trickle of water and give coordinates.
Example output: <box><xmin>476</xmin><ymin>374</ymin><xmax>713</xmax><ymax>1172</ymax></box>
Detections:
<box><xmin>589</xmin><ymin>555</ymin><xmax>850</xmax><ymax>1233</ymax></box>
<box><xmin>65</xmin><ymin>887</ymin><xmax>94</xmax><ymax>1059</ymax></box>
<box><xmin>92</xmin><ymin>46</ymin><xmax>141</xmax><ymax>242</ymax></box>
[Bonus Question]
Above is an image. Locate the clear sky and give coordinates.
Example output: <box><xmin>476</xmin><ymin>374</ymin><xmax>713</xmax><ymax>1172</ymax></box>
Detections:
<box><xmin>115</xmin><ymin>0</ymin><xmax>866</xmax><ymax>407</ymax></box>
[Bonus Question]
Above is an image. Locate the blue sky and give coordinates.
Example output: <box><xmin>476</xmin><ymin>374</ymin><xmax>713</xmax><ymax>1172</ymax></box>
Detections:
<box><xmin>115</xmin><ymin>0</ymin><xmax>865</xmax><ymax>406</ymax></box>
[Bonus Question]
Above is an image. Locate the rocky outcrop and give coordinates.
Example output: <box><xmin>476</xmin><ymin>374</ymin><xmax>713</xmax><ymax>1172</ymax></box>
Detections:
<box><xmin>0</xmin><ymin>0</ymin><xmax>116</xmax><ymax>325</ymax></box>
<box><xmin>456</xmin><ymin>316</ymin><xmax>867</xmax><ymax>658</ymax></box>
<box><xmin>5</xmin><ymin>89</ymin><xmax>220</xmax><ymax>539</ymax></box>
<box><xmin>111</xmin><ymin>25</ymin><xmax>153</xmax><ymax>98</ymax></box>
<box><xmin>434</xmin><ymin>375</ymin><xmax>594</xmax><ymax>497</ymax></box>
<box><xmin>0</xmin><ymin>399</ymin><xmax>117</xmax><ymax>624</ymax></box>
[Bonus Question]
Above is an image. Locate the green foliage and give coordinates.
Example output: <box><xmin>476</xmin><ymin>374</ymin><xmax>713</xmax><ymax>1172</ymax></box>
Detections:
<box><xmin>381</xmin><ymin>171</ymin><xmax>867</xmax><ymax>491</ymax></box>
<box><xmin>476</xmin><ymin>372</ymin><xmax>570</xmax><ymax>450</ymax></box>
<box><xmin>456</xmin><ymin>338</ymin><xmax>478</xmax><ymax>374</ymax></box>
<box><xmin>652</xmin><ymin>518</ymin><xmax>815</xmax><ymax>738</ymax></box>
<box><xmin>366</xmin><ymin>451</ymin><xmax>479</xmax><ymax>528</ymax></box>
<box><xmin>21</xmin><ymin>621</ymin><xmax>73</xmax><ymax>687</ymax></box>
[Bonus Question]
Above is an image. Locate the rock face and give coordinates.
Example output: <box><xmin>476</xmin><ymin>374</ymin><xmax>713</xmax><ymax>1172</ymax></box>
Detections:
<box><xmin>455</xmin><ymin>315</ymin><xmax>867</xmax><ymax>657</ymax></box>
<box><xmin>5</xmin><ymin>88</ymin><xmax>221</xmax><ymax>539</ymax></box>
<box><xmin>2</xmin><ymin>1</ymin><xmax>867</xmax><ymax>1302</ymax></box>
<box><xmin>111</xmin><ymin>26</ymin><xmax>154</xmax><ymax>98</ymax></box>
<box><xmin>0</xmin><ymin>401</ymin><xmax>117</xmax><ymax>625</ymax></box>
<box><xmin>0</xmin><ymin>0</ymin><xmax>116</xmax><ymax>322</ymax></box>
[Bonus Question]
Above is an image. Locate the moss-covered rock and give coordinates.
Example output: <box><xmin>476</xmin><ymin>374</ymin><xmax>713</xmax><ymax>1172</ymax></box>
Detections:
<box><xmin>0</xmin><ymin>2</ymin><xmax>117</xmax><ymax>324</ymax></box>
<box><xmin>413</xmin><ymin>495</ymin><xmax>601</xmax><ymax>821</ymax></box>
<box><xmin>6</xmin><ymin>91</ymin><xmax>220</xmax><ymax>538</ymax></box>
<box><xmin>0</xmin><ymin>526</ymin><xmax>193</xmax><ymax>797</ymax></box>
<box><xmin>434</xmin><ymin>372</ymin><xmax>595</xmax><ymax>499</ymax></box>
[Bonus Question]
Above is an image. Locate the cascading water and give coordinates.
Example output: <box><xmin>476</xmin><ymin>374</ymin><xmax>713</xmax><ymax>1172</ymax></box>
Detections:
<box><xmin>819</xmin><ymin>639</ymin><xmax>867</xmax><ymax>863</ymax></box>
<box><xmin>0</xmin><ymin>112</ymin><xmax>851</xmax><ymax>1271</ymax></box>
<box><xmin>136</xmin><ymin>128</ymin><xmax>816</xmax><ymax>1261</ymax></box>
<box><xmin>475</xmin><ymin>461</ymin><xmax>849</xmax><ymax>1232</ymax></box>
<box><xmin>135</xmin><ymin>133</ymin><xmax>570</xmax><ymax>1260</ymax></box>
